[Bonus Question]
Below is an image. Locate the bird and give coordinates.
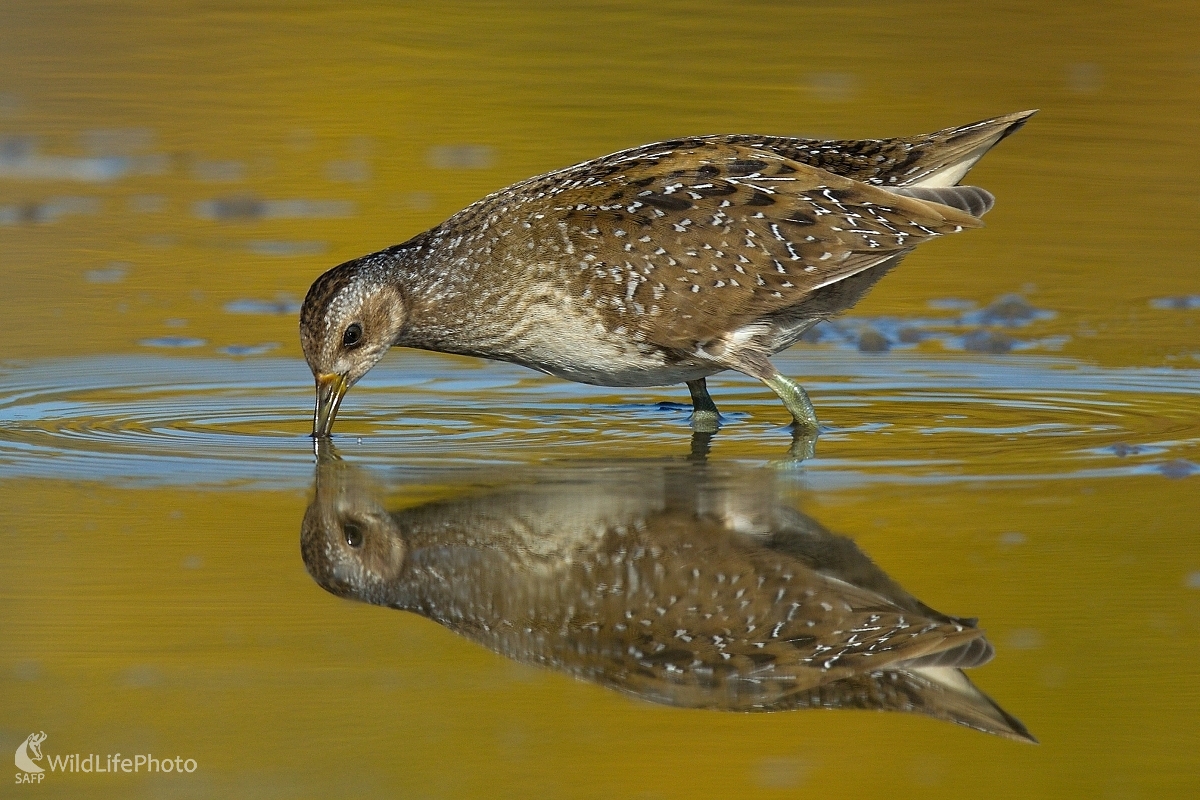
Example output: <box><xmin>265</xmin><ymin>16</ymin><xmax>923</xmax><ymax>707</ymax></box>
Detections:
<box><xmin>301</xmin><ymin>449</ymin><xmax>1035</xmax><ymax>741</ymax></box>
<box><xmin>300</xmin><ymin>110</ymin><xmax>1036</xmax><ymax>439</ymax></box>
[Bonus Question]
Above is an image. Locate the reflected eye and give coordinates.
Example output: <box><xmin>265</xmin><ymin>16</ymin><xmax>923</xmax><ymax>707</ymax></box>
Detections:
<box><xmin>342</xmin><ymin>323</ymin><xmax>363</xmax><ymax>349</ymax></box>
<box><xmin>343</xmin><ymin>521</ymin><xmax>364</xmax><ymax>548</ymax></box>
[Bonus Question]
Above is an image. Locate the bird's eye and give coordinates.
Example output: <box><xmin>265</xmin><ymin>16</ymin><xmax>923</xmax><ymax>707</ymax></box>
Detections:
<box><xmin>342</xmin><ymin>323</ymin><xmax>363</xmax><ymax>349</ymax></box>
<box><xmin>343</xmin><ymin>521</ymin><xmax>364</xmax><ymax>548</ymax></box>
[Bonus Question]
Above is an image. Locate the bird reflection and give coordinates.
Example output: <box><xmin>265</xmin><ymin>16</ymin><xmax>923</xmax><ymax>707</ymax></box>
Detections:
<box><xmin>301</xmin><ymin>446</ymin><xmax>1034</xmax><ymax>742</ymax></box>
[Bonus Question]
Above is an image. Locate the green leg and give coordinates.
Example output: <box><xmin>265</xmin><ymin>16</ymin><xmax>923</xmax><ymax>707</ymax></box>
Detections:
<box><xmin>686</xmin><ymin>378</ymin><xmax>721</xmax><ymax>433</ymax></box>
<box><xmin>761</xmin><ymin>372</ymin><xmax>820</xmax><ymax>461</ymax></box>
<box><xmin>762</xmin><ymin>373</ymin><xmax>820</xmax><ymax>432</ymax></box>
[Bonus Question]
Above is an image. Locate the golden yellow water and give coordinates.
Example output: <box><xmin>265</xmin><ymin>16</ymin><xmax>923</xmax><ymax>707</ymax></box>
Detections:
<box><xmin>2</xmin><ymin>1</ymin><xmax>1199</xmax><ymax>797</ymax></box>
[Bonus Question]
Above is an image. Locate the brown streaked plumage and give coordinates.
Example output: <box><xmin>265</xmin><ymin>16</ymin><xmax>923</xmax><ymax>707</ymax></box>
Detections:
<box><xmin>301</xmin><ymin>452</ymin><xmax>1035</xmax><ymax>741</ymax></box>
<box><xmin>300</xmin><ymin>111</ymin><xmax>1036</xmax><ymax>438</ymax></box>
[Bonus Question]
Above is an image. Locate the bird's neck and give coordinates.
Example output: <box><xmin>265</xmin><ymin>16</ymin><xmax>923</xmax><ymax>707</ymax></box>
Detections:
<box><xmin>384</xmin><ymin>225</ymin><xmax>533</xmax><ymax>359</ymax></box>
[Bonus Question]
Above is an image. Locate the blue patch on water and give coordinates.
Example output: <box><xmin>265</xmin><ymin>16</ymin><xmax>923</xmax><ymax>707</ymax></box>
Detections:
<box><xmin>140</xmin><ymin>336</ymin><xmax>206</xmax><ymax>348</ymax></box>
<box><xmin>1155</xmin><ymin>459</ymin><xmax>1198</xmax><ymax>478</ymax></box>
<box><xmin>1150</xmin><ymin>296</ymin><xmax>1200</xmax><ymax>310</ymax></box>
<box><xmin>224</xmin><ymin>298</ymin><xmax>301</xmax><ymax>315</ymax></box>
<box><xmin>804</xmin><ymin>293</ymin><xmax>1061</xmax><ymax>355</ymax></box>
<box><xmin>85</xmin><ymin>263</ymin><xmax>129</xmax><ymax>283</ymax></box>
<box><xmin>961</xmin><ymin>294</ymin><xmax>1055</xmax><ymax>327</ymax></box>
<box><xmin>246</xmin><ymin>240</ymin><xmax>327</xmax><ymax>257</ymax></box>
<box><xmin>220</xmin><ymin>343</ymin><xmax>280</xmax><ymax>356</ymax></box>
<box><xmin>927</xmin><ymin>298</ymin><xmax>978</xmax><ymax>311</ymax></box>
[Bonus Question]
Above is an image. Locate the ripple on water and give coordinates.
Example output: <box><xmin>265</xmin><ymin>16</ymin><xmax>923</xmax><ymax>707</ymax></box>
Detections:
<box><xmin>0</xmin><ymin>352</ymin><xmax>1197</xmax><ymax>488</ymax></box>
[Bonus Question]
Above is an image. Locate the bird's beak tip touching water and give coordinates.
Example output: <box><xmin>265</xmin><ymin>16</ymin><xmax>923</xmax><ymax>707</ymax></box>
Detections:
<box><xmin>312</xmin><ymin>372</ymin><xmax>349</xmax><ymax>438</ymax></box>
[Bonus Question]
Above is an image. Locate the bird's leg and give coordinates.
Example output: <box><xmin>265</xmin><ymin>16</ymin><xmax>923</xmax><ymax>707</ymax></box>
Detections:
<box><xmin>763</xmin><ymin>372</ymin><xmax>820</xmax><ymax>430</ymax></box>
<box><xmin>715</xmin><ymin>353</ymin><xmax>819</xmax><ymax>456</ymax></box>
<box><xmin>762</xmin><ymin>372</ymin><xmax>820</xmax><ymax>461</ymax></box>
<box><xmin>686</xmin><ymin>378</ymin><xmax>721</xmax><ymax>433</ymax></box>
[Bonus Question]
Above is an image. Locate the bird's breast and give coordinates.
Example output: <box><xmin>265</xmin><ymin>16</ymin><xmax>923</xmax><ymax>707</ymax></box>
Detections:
<box><xmin>404</xmin><ymin>273</ymin><xmax>723</xmax><ymax>386</ymax></box>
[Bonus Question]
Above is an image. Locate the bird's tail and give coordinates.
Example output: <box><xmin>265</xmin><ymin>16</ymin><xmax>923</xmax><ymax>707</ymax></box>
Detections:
<box><xmin>897</xmin><ymin>109</ymin><xmax>1037</xmax><ymax>188</ymax></box>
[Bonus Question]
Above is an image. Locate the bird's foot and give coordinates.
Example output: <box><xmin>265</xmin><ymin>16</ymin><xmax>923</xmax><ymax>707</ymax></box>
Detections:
<box><xmin>689</xmin><ymin>408</ymin><xmax>721</xmax><ymax>434</ymax></box>
<box><xmin>685</xmin><ymin>378</ymin><xmax>722</xmax><ymax>434</ymax></box>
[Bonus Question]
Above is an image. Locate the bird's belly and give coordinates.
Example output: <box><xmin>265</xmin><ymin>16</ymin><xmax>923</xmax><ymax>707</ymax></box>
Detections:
<box><xmin>515</xmin><ymin>343</ymin><xmax>718</xmax><ymax>387</ymax></box>
<box><xmin>535</xmin><ymin>359</ymin><xmax>720</xmax><ymax>388</ymax></box>
<box><xmin>497</xmin><ymin>319</ymin><xmax>716</xmax><ymax>387</ymax></box>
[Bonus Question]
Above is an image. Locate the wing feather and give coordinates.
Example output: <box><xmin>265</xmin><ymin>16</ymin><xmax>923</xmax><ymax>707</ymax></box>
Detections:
<box><xmin>500</xmin><ymin>141</ymin><xmax>983</xmax><ymax>347</ymax></box>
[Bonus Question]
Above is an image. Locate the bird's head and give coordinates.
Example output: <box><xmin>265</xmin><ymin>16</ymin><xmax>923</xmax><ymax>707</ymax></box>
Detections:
<box><xmin>300</xmin><ymin>256</ymin><xmax>407</xmax><ymax>437</ymax></box>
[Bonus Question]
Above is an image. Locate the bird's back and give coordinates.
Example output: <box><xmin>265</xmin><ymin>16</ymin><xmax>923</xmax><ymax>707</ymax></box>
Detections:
<box><xmin>382</xmin><ymin>112</ymin><xmax>1034</xmax><ymax>384</ymax></box>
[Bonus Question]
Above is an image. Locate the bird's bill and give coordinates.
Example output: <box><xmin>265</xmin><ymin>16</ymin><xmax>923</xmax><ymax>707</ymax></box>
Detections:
<box><xmin>312</xmin><ymin>373</ymin><xmax>349</xmax><ymax>438</ymax></box>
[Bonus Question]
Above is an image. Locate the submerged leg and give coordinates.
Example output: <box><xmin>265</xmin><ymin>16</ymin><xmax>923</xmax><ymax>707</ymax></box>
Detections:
<box><xmin>686</xmin><ymin>378</ymin><xmax>721</xmax><ymax>433</ymax></box>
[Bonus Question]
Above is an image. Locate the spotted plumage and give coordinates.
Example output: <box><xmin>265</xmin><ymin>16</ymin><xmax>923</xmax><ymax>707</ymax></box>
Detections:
<box><xmin>301</xmin><ymin>111</ymin><xmax>1035</xmax><ymax>438</ymax></box>
<box><xmin>302</xmin><ymin>454</ymin><xmax>1035</xmax><ymax>741</ymax></box>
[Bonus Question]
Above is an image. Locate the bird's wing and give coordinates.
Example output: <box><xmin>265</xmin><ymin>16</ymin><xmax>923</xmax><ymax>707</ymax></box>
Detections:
<box><xmin>510</xmin><ymin>140</ymin><xmax>984</xmax><ymax>348</ymax></box>
<box><xmin>717</xmin><ymin>109</ymin><xmax>1037</xmax><ymax>187</ymax></box>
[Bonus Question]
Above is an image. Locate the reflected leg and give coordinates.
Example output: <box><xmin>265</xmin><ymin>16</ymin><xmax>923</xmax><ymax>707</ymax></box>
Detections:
<box><xmin>786</xmin><ymin>425</ymin><xmax>817</xmax><ymax>461</ymax></box>
<box><xmin>686</xmin><ymin>378</ymin><xmax>721</xmax><ymax>433</ymax></box>
<box><xmin>688</xmin><ymin>430</ymin><xmax>714</xmax><ymax>461</ymax></box>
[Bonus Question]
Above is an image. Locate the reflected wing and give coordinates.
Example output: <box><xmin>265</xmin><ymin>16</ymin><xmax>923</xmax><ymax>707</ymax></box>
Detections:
<box><xmin>774</xmin><ymin>664</ymin><xmax>1037</xmax><ymax>742</ymax></box>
